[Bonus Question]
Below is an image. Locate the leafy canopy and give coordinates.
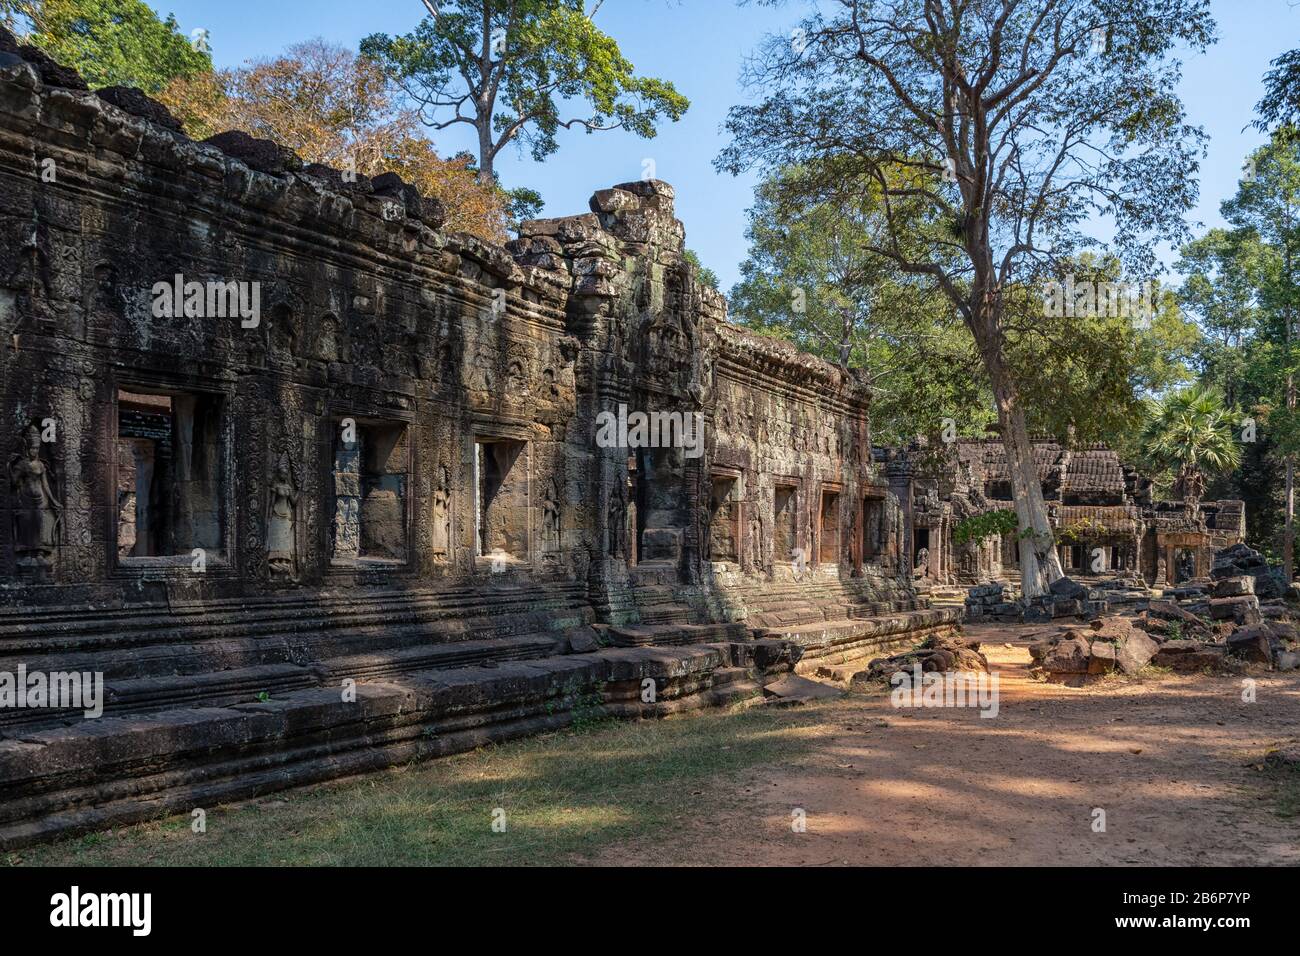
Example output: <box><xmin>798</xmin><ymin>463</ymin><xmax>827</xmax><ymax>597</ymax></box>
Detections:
<box><xmin>952</xmin><ymin>509</ymin><xmax>1019</xmax><ymax>547</ymax></box>
<box><xmin>730</xmin><ymin>166</ymin><xmax>1197</xmax><ymax>451</ymax></box>
<box><xmin>157</xmin><ymin>40</ymin><xmax>514</xmax><ymax>242</ymax></box>
<box><xmin>728</xmin><ymin>161</ymin><xmax>992</xmax><ymax>446</ymax></box>
<box><xmin>360</xmin><ymin>1</ymin><xmax>688</xmax><ymax>179</ymax></box>
<box><xmin>3</xmin><ymin>0</ymin><xmax>211</xmax><ymax>93</ymax></box>
<box><xmin>1137</xmin><ymin>384</ymin><xmax>1242</xmax><ymax>500</ymax></box>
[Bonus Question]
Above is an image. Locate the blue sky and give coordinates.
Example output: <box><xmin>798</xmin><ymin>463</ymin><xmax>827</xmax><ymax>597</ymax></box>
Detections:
<box><xmin>149</xmin><ymin>0</ymin><xmax>1295</xmax><ymax>290</ymax></box>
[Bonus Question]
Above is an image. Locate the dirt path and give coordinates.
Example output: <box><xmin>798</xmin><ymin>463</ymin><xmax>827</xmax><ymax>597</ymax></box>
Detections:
<box><xmin>584</xmin><ymin>624</ymin><xmax>1300</xmax><ymax>866</ymax></box>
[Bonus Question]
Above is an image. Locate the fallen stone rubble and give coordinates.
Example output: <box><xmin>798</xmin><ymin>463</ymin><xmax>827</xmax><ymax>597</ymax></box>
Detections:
<box><xmin>1028</xmin><ymin>616</ymin><xmax>1160</xmax><ymax>683</ymax></box>
<box><xmin>849</xmin><ymin>633</ymin><xmax>989</xmax><ymax>691</ymax></box>
<box><xmin>1024</xmin><ymin>595</ymin><xmax>1300</xmax><ymax>686</ymax></box>
<box><xmin>1212</xmin><ymin>542</ymin><xmax>1285</xmax><ymax>600</ymax></box>
<box><xmin>965</xmin><ymin>574</ymin><xmax>1150</xmax><ymax>624</ymax></box>
<box><xmin>962</xmin><ymin>541</ymin><xmax>1300</xmax><ymax>682</ymax></box>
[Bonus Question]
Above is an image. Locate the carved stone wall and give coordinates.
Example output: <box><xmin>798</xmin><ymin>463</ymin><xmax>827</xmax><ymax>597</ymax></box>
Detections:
<box><xmin>0</xmin><ymin>53</ymin><xmax>901</xmax><ymax>617</ymax></box>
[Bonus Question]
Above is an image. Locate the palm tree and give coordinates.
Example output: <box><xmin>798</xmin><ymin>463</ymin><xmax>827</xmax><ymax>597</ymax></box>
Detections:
<box><xmin>1139</xmin><ymin>385</ymin><xmax>1242</xmax><ymax>501</ymax></box>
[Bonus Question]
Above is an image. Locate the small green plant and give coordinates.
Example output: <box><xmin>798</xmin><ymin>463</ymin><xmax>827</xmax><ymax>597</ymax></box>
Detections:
<box><xmin>1056</xmin><ymin>516</ymin><xmax>1106</xmax><ymax>544</ymax></box>
<box><xmin>1260</xmin><ymin>757</ymin><xmax>1300</xmax><ymax>819</ymax></box>
<box><xmin>256</xmin><ymin>691</ymin><xmax>271</xmax><ymax>703</ymax></box>
<box><xmin>569</xmin><ymin>682</ymin><xmax>609</xmax><ymax>733</ymax></box>
<box><xmin>952</xmin><ymin>509</ymin><xmax>1019</xmax><ymax>546</ymax></box>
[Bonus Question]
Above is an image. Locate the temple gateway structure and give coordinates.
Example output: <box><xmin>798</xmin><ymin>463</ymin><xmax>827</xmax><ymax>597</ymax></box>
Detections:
<box><xmin>0</xmin><ymin>44</ymin><xmax>959</xmax><ymax>846</ymax></box>
<box><xmin>885</xmin><ymin>439</ymin><xmax>1246</xmax><ymax>590</ymax></box>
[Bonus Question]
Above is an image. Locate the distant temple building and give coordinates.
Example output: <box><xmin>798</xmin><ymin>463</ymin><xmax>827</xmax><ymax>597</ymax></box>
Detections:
<box><xmin>883</xmin><ymin>439</ymin><xmax>1246</xmax><ymax>588</ymax></box>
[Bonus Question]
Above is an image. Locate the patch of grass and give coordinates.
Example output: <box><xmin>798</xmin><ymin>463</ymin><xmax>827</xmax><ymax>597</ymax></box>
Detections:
<box><xmin>8</xmin><ymin>700</ymin><xmax>841</xmax><ymax>868</ymax></box>
<box><xmin>1134</xmin><ymin>663</ymin><xmax>1174</xmax><ymax>679</ymax></box>
<box><xmin>1258</xmin><ymin>754</ymin><xmax>1300</xmax><ymax>819</ymax></box>
<box><xmin>1270</xmin><ymin>773</ymin><xmax>1300</xmax><ymax>819</ymax></box>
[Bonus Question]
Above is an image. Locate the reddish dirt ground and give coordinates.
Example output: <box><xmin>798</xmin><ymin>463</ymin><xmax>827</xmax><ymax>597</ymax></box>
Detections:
<box><xmin>585</xmin><ymin>623</ymin><xmax>1300</xmax><ymax>866</ymax></box>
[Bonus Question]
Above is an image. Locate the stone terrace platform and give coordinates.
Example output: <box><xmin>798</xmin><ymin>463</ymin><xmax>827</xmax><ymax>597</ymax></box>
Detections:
<box><xmin>0</xmin><ymin>584</ymin><xmax>957</xmax><ymax>848</ymax></box>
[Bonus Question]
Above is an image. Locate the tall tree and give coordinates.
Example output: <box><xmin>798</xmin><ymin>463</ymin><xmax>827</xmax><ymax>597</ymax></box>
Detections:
<box><xmin>1176</xmin><ymin>227</ymin><xmax>1265</xmax><ymax>408</ymax></box>
<box><xmin>1255</xmin><ymin>47</ymin><xmax>1300</xmax><ymax>136</ymax></box>
<box><xmin>157</xmin><ymin>41</ymin><xmax>514</xmax><ymax>242</ymax></box>
<box><xmin>360</xmin><ymin>0</ymin><xmax>689</xmax><ymax>186</ymax></box>
<box><xmin>1137</xmin><ymin>384</ymin><xmax>1241</xmax><ymax>501</ymax></box>
<box><xmin>2</xmin><ymin>0</ymin><xmax>211</xmax><ymax>93</ymax></box>
<box><xmin>718</xmin><ymin>0</ymin><xmax>1214</xmax><ymax>597</ymax></box>
<box><xmin>729</xmin><ymin>163</ymin><xmax>993</xmax><ymax>446</ymax></box>
<box><xmin>1219</xmin><ymin>137</ymin><xmax>1300</xmax><ymax>579</ymax></box>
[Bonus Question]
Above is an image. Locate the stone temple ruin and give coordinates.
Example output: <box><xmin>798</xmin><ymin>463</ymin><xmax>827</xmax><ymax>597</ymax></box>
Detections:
<box><xmin>0</xmin><ymin>39</ymin><xmax>959</xmax><ymax>846</ymax></box>
<box><xmin>886</xmin><ymin>438</ymin><xmax>1245</xmax><ymax>592</ymax></box>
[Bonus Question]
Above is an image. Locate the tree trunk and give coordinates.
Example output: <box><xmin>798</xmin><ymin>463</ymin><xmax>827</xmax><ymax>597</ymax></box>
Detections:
<box><xmin>987</xmin><ymin>355</ymin><xmax>1065</xmax><ymax>598</ymax></box>
<box><xmin>477</xmin><ymin>121</ymin><xmax>495</xmax><ymax>185</ymax></box>
<box><xmin>1287</xmin><ymin>458</ymin><xmax>1294</xmax><ymax>580</ymax></box>
<box><xmin>1285</xmin><ymin>225</ymin><xmax>1294</xmax><ymax>582</ymax></box>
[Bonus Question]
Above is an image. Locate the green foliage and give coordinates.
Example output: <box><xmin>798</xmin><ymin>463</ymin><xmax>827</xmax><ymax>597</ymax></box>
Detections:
<box><xmin>4</xmin><ymin>0</ymin><xmax>211</xmax><ymax>93</ymax></box>
<box><xmin>361</xmin><ymin>1</ymin><xmax>687</xmax><ymax>180</ymax></box>
<box><xmin>1007</xmin><ymin>256</ymin><xmax>1199</xmax><ymax>448</ymax></box>
<box><xmin>1056</xmin><ymin>517</ymin><xmax>1107</xmax><ymax>545</ymax></box>
<box><xmin>1137</xmin><ymin>384</ymin><xmax>1242</xmax><ymax>500</ymax></box>
<box><xmin>728</xmin><ymin>163</ymin><xmax>994</xmax><ymax>446</ymax></box>
<box><xmin>729</xmin><ymin>168</ymin><xmax>1196</xmax><ymax>450</ymax></box>
<box><xmin>1255</xmin><ymin>47</ymin><xmax>1300</xmax><ymax>134</ymax></box>
<box><xmin>1176</xmin><ymin>132</ymin><xmax>1300</xmax><ymax>547</ymax></box>
<box><xmin>506</xmin><ymin>186</ymin><xmax>544</xmax><ymax>226</ymax></box>
<box><xmin>682</xmin><ymin>250</ymin><xmax>719</xmax><ymax>291</ymax></box>
<box><xmin>952</xmin><ymin>510</ymin><xmax>1019</xmax><ymax>547</ymax></box>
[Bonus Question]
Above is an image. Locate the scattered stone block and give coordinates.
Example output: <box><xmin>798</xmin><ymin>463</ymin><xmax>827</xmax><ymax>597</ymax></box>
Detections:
<box><xmin>1049</xmin><ymin>576</ymin><xmax>1087</xmax><ymax>600</ymax></box>
<box><xmin>1029</xmin><ymin>615</ymin><xmax>1158</xmax><ymax>680</ymax></box>
<box><xmin>1213</xmin><ymin>576</ymin><xmax>1255</xmax><ymax>598</ymax></box>
<box><xmin>1210</xmin><ymin>595</ymin><xmax>1260</xmax><ymax>623</ymax></box>
<box><xmin>1151</xmin><ymin>640</ymin><xmax>1236</xmax><ymax>673</ymax></box>
<box><xmin>763</xmin><ymin>674</ymin><xmax>843</xmax><ymax>704</ymax></box>
<box><xmin>1226</xmin><ymin>624</ymin><xmax>1274</xmax><ymax>664</ymax></box>
<box><xmin>853</xmin><ymin>634</ymin><xmax>989</xmax><ymax>688</ymax></box>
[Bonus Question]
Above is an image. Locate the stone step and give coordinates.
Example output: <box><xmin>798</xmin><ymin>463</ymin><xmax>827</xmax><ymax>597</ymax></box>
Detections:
<box><xmin>0</xmin><ymin>642</ymin><xmax>786</xmax><ymax>849</ymax></box>
<box><xmin>754</xmin><ymin>607</ymin><xmax>963</xmax><ymax>673</ymax></box>
<box><xmin>0</xmin><ymin>586</ymin><xmax>590</xmax><ymax>652</ymax></box>
<box><xmin>0</xmin><ymin>631</ymin><xmax>570</xmax><ymax>733</ymax></box>
<box><xmin>607</xmin><ymin>623</ymin><xmax>687</xmax><ymax>647</ymax></box>
<box><xmin>0</xmin><ymin>601</ymin><xmax>594</xmax><ymax>681</ymax></box>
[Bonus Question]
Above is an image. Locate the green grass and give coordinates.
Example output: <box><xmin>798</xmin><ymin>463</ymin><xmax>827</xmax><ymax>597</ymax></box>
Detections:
<box><xmin>7</xmin><ymin>700</ymin><xmax>840</xmax><ymax>867</ymax></box>
<box><xmin>1261</xmin><ymin>763</ymin><xmax>1300</xmax><ymax>819</ymax></box>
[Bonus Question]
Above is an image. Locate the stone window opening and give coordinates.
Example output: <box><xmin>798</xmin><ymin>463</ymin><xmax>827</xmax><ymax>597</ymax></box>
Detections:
<box><xmin>627</xmin><ymin>455</ymin><xmax>640</xmax><ymax>566</ymax></box>
<box><xmin>331</xmin><ymin>419</ymin><xmax>409</xmax><ymax>564</ymax></box>
<box><xmin>862</xmin><ymin>496</ymin><xmax>884</xmax><ymax>565</ymax></box>
<box><xmin>818</xmin><ymin>488</ymin><xmax>841</xmax><ymax>565</ymax></box>
<box><xmin>773</xmin><ymin>484</ymin><xmax>798</xmax><ymax>562</ymax></box>
<box><xmin>708</xmin><ymin>473</ymin><xmax>740</xmax><ymax>563</ymax></box>
<box><xmin>1062</xmin><ymin>544</ymin><xmax>1086</xmax><ymax>571</ymax></box>
<box><xmin>633</xmin><ymin>446</ymin><xmax>687</xmax><ymax>566</ymax></box>
<box><xmin>474</xmin><ymin>438</ymin><xmax>528</xmax><ymax>566</ymax></box>
<box><xmin>116</xmin><ymin>388</ymin><xmax>224</xmax><ymax>562</ymax></box>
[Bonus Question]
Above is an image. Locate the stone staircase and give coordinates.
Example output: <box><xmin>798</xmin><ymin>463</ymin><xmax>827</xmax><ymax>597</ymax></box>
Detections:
<box><xmin>0</xmin><ymin>583</ymin><xmax>595</xmax><ymax>732</ymax></box>
<box><xmin>0</xmin><ymin>638</ymin><xmax>797</xmax><ymax>849</ymax></box>
<box><xmin>0</xmin><ymin>571</ymin><xmax>954</xmax><ymax>849</ymax></box>
<box><xmin>618</xmin><ymin>569</ymin><xmax>962</xmax><ymax>673</ymax></box>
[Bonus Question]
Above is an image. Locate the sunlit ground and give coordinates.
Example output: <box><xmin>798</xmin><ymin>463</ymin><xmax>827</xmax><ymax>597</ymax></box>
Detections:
<box><xmin>10</xmin><ymin>633</ymin><xmax>1300</xmax><ymax>867</ymax></box>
